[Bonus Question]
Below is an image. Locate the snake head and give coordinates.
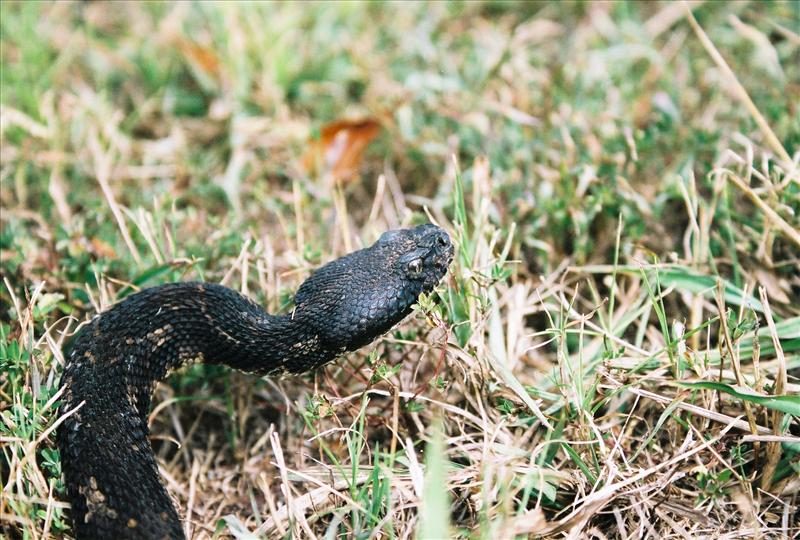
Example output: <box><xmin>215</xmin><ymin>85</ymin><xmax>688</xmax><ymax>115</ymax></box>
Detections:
<box><xmin>293</xmin><ymin>224</ymin><xmax>453</xmax><ymax>352</ymax></box>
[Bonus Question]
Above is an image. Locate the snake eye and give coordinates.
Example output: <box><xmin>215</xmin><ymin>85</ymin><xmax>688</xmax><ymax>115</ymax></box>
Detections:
<box><xmin>407</xmin><ymin>258</ymin><xmax>423</xmax><ymax>277</ymax></box>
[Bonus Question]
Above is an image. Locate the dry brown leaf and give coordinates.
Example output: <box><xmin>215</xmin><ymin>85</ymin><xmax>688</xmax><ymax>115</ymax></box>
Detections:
<box><xmin>177</xmin><ymin>39</ymin><xmax>220</xmax><ymax>81</ymax></box>
<box><xmin>301</xmin><ymin>118</ymin><xmax>382</xmax><ymax>184</ymax></box>
<box><xmin>90</xmin><ymin>238</ymin><xmax>117</xmax><ymax>259</ymax></box>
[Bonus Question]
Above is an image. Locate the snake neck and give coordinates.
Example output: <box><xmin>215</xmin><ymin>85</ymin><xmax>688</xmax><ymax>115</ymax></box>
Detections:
<box><xmin>57</xmin><ymin>282</ymin><xmax>340</xmax><ymax>539</ymax></box>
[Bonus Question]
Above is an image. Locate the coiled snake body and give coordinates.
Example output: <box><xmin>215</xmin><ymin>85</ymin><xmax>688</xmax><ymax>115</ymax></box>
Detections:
<box><xmin>57</xmin><ymin>224</ymin><xmax>452</xmax><ymax>539</ymax></box>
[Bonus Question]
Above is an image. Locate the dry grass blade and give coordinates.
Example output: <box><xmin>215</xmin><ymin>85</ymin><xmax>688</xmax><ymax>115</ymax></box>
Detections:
<box><xmin>537</xmin><ymin>425</ymin><xmax>736</xmax><ymax>535</ymax></box>
<box><xmin>714</xmin><ymin>280</ymin><xmax>759</xmax><ymax>437</ymax></box>
<box><xmin>683</xmin><ymin>2</ymin><xmax>793</xmax><ymax>167</ymax></box>
<box><xmin>87</xmin><ymin>128</ymin><xmax>142</xmax><ymax>265</ymax></box>
<box><xmin>625</xmin><ymin>387</ymin><xmax>772</xmax><ymax>435</ymax></box>
<box><xmin>726</xmin><ymin>173</ymin><xmax>800</xmax><ymax>249</ymax></box>
<box><xmin>757</xmin><ymin>287</ymin><xmax>788</xmax><ymax>492</ymax></box>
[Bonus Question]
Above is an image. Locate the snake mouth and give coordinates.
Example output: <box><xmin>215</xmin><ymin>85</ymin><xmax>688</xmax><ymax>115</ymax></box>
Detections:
<box><xmin>432</xmin><ymin>245</ymin><xmax>454</xmax><ymax>271</ymax></box>
<box><xmin>420</xmin><ymin>226</ymin><xmax>454</xmax><ymax>281</ymax></box>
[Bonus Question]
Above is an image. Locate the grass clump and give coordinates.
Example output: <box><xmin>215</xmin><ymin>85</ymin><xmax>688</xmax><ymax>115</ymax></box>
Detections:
<box><xmin>1</xmin><ymin>1</ymin><xmax>799</xmax><ymax>538</ymax></box>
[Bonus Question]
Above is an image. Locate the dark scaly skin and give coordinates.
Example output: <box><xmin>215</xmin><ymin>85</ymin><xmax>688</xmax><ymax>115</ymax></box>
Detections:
<box><xmin>57</xmin><ymin>224</ymin><xmax>453</xmax><ymax>539</ymax></box>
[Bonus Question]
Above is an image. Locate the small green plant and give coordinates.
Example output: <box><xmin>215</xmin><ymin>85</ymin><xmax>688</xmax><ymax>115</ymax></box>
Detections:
<box><xmin>695</xmin><ymin>467</ymin><xmax>734</xmax><ymax>504</ymax></box>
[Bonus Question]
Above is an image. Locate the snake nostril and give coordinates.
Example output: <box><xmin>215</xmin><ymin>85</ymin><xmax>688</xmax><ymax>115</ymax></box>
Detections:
<box><xmin>436</xmin><ymin>234</ymin><xmax>448</xmax><ymax>247</ymax></box>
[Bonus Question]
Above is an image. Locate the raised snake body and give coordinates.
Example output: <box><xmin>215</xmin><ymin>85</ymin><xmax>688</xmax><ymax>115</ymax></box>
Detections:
<box><xmin>57</xmin><ymin>224</ymin><xmax>452</xmax><ymax>539</ymax></box>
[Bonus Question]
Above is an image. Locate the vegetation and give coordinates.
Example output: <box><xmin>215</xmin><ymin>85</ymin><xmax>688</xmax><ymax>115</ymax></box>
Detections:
<box><xmin>1</xmin><ymin>1</ymin><xmax>798</xmax><ymax>538</ymax></box>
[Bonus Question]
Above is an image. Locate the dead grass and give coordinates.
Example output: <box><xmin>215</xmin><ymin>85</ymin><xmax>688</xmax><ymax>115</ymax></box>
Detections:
<box><xmin>1</xmin><ymin>1</ymin><xmax>799</xmax><ymax>539</ymax></box>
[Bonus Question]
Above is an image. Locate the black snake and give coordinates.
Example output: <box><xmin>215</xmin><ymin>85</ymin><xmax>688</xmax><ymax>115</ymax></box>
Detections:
<box><xmin>57</xmin><ymin>224</ymin><xmax>453</xmax><ymax>539</ymax></box>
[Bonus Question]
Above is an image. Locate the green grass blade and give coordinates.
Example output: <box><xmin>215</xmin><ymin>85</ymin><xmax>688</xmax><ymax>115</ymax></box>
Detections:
<box><xmin>676</xmin><ymin>381</ymin><xmax>800</xmax><ymax>416</ymax></box>
<box><xmin>416</xmin><ymin>417</ymin><xmax>451</xmax><ymax>540</ymax></box>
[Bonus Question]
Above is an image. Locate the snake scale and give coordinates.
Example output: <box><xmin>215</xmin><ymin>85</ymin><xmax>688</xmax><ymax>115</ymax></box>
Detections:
<box><xmin>57</xmin><ymin>224</ymin><xmax>453</xmax><ymax>539</ymax></box>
